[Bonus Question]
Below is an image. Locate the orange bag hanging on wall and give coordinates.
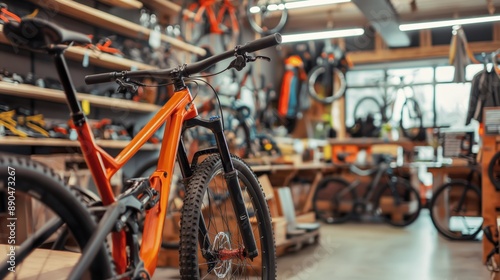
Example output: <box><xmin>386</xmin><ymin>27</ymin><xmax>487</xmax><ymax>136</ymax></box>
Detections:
<box><xmin>278</xmin><ymin>55</ymin><xmax>307</xmax><ymax>118</ymax></box>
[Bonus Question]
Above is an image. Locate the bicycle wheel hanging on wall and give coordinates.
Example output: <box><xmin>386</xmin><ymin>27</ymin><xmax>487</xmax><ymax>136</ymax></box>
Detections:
<box><xmin>399</xmin><ymin>97</ymin><xmax>424</xmax><ymax>141</ymax></box>
<box><xmin>307</xmin><ymin>66</ymin><xmax>346</xmax><ymax>104</ymax></box>
<box><xmin>246</xmin><ymin>0</ymin><xmax>288</xmax><ymax>35</ymax></box>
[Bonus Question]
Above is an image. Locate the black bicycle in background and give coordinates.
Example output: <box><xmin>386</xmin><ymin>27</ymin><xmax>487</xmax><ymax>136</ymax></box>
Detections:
<box><xmin>429</xmin><ymin>155</ymin><xmax>482</xmax><ymax>240</ymax></box>
<box><xmin>313</xmin><ymin>154</ymin><xmax>422</xmax><ymax>227</ymax></box>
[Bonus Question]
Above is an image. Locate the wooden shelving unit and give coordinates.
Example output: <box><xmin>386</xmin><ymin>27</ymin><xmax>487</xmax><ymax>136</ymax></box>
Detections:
<box><xmin>0</xmin><ymin>25</ymin><xmax>156</xmax><ymax>71</ymax></box>
<box><xmin>0</xmin><ymin>136</ymin><xmax>159</xmax><ymax>150</ymax></box>
<box><xmin>0</xmin><ymin>81</ymin><xmax>161</xmax><ymax>113</ymax></box>
<box><xmin>97</xmin><ymin>0</ymin><xmax>143</xmax><ymax>9</ymax></box>
<box><xmin>146</xmin><ymin>0</ymin><xmax>195</xmax><ymax>18</ymax></box>
<box><xmin>29</xmin><ymin>0</ymin><xmax>206</xmax><ymax>56</ymax></box>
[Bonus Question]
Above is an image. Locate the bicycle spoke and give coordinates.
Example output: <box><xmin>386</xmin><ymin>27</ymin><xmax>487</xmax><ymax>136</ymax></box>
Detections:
<box><xmin>1</xmin><ymin>216</ymin><xmax>64</xmax><ymax>273</ymax></box>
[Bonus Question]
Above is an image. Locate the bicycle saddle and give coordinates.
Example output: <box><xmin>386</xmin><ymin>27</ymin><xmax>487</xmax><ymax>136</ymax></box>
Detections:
<box><xmin>4</xmin><ymin>17</ymin><xmax>91</xmax><ymax>51</ymax></box>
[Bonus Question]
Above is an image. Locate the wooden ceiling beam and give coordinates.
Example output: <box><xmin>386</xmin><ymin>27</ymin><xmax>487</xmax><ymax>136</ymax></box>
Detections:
<box><xmin>349</xmin><ymin>40</ymin><xmax>500</xmax><ymax>64</ymax></box>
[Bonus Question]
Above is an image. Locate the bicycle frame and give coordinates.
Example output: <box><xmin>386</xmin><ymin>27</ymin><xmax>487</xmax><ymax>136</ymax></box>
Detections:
<box><xmin>339</xmin><ymin>162</ymin><xmax>403</xmax><ymax>207</ymax></box>
<box><xmin>187</xmin><ymin>0</ymin><xmax>239</xmax><ymax>36</ymax></box>
<box><xmin>52</xmin><ymin>46</ymin><xmax>256</xmax><ymax>276</ymax></box>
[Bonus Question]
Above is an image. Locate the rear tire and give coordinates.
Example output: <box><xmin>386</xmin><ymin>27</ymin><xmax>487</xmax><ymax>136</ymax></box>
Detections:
<box><xmin>374</xmin><ymin>177</ymin><xmax>421</xmax><ymax>227</ymax></box>
<box><xmin>312</xmin><ymin>176</ymin><xmax>356</xmax><ymax>224</ymax></box>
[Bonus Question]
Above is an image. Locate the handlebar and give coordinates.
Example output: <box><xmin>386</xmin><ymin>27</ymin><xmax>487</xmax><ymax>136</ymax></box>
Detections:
<box><xmin>85</xmin><ymin>33</ymin><xmax>282</xmax><ymax>85</ymax></box>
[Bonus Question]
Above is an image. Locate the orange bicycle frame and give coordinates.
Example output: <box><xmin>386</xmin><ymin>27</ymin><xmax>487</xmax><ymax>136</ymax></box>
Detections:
<box><xmin>73</xmin><ymin>86</ymin><xmax>198</xmax><ymax>275</ymax></box>
<box><xmin>186</xmin><ymin>0</ymin><xmax>239</xmax><ymax>35</ymax></box>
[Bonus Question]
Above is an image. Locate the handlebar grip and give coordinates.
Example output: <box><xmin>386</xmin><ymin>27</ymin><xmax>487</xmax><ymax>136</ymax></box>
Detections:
<box><xmin>239</xmin><ymin>33</ymin><xmax>282</xmax><ymax>53</ymax></box>
<box><xmin>85</xmin><ymin>72</ymin><xmax>118</xmax><ymax>85</ymax></box>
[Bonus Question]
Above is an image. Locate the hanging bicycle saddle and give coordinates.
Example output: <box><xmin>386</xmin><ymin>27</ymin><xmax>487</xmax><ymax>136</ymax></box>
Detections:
<box><xmin>4</xmin><ymin>17</ymin><xmax>90</xmax><ymax>51</ymax></box>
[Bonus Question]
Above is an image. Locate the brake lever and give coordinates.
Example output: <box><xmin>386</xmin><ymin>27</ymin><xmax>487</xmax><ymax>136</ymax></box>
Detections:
<box><xmin>116</xmin><ymin>79</ymin><xmax>139</xmax><ymax>94</ymax></box>
<box><xmin>228</xmin><ymin>54</ymin><xmax>271</xmax><ymax>72</ymax></box>
<box><xmin>228</xmin><ymin>55</ymin><xmax>246</xmax><ymax>71</ymax></box>
<box><xmin>246</xmin><ymin>55</ymin><xmax>271</xmax><ymax>62</ymax></box>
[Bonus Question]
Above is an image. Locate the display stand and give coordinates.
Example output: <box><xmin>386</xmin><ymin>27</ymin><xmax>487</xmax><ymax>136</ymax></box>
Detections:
<box><xmin>481</xmin><ymin>107</ymin><xmax>500</xmax><ymax>279</ymax></box>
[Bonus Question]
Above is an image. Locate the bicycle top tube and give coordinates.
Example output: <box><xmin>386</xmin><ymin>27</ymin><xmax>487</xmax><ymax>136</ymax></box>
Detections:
<box><xmin>85</xmin><ymin>33</ymin><xmax>282</xmax><ymax>85</ymax></box>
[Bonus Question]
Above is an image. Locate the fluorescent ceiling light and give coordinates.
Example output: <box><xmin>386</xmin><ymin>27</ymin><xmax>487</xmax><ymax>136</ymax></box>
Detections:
<box><xmin>281</xmin><ymin>28</ymin><xmax>364</xmax><ymax>43</ymax></box>
<box><xmin>250</xmin><ymin>0</ymin><xmax>350</xmax><ymax>14</ymax></box>
<box><xmin>400</xmin><ymin>15</ymin><xmax>500</xmax><ymax>31</ymax></box>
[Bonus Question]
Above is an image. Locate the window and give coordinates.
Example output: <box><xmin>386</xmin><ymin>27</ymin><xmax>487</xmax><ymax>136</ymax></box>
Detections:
<box><xmin>435</xmin><ymin>83</ymin><xmax>471</xmax><ymax>127</ymax></box>
<box><xmin>435</xmin><ymin>66</ymin><xmax>454</xmax><ymax>82</ymax></box>
<box><xmin>345</xmin><ymin>64</ymin><xmax>476</xmax><ymax>130</ymax></box>
<box><xmin>345</xmin><ymin>70</ymin><xmax>385</xmax><ymax>87</ymax></box>
<box><xmin>386</xmin><ymin>67</ymin><xmax>434</xmax><ymax>85</ymax></box>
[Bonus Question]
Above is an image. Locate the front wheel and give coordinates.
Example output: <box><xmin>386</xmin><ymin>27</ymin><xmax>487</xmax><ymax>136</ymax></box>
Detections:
<box><xmin>374</xmin><ymin>177</ymin><xmax>421</xmax><ymax>227</ymax></box>
<box><xmin>179</xmin><ymin>154</ymin><xmax>276</xmax><ymax>279</ymax></box>
<box><xmin>429</xmin><ymin>180</ymin><xmax>482</xmax><ymax>240</ymax></box>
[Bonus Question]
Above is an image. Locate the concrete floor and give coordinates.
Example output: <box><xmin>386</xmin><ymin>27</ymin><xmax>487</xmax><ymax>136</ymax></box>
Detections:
<box><xmin>153</xmin><ymin>210</ymin><xmax>490</xmax><ymax>279</ymax></box>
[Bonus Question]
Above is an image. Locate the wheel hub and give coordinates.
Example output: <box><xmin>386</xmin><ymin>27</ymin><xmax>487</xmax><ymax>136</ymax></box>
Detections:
<box><xmin>211</xmin><ymin>232</ymin><xmax>233</xmax><ymax>278</ymax></box>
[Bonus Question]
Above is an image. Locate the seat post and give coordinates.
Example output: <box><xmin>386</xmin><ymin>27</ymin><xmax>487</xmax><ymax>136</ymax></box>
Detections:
<box><xmin>51</xmin><ymin>48</ymin><xmax>85</xmax><ymax>124</ymax></box>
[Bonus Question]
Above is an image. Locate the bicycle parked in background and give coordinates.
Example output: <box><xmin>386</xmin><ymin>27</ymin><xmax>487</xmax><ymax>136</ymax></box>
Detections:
<box><xmin>352</xmin><ymin>73</ymin><xmax>424</xmax><ymax>140</ymax></box>
<box><xmin>313</xmin><ymin>154</ymin><xmax>422</xmax><ymax>227</ymax></box>
<box><xmin>429</xmin><ymin>155</ymin><xmax>482</xmax><ymax>240</ymax></box>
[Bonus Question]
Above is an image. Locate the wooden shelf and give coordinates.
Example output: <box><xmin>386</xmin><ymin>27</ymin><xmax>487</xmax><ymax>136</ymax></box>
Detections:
<box><xmin>0</xmin><ymin>25</ymin><xmax>156</xmax><ymax>71</ymax></box>
<box><xmin>97</xmin><ymin>0</ymin><xmax>143</xmax><ymax>9</ymax></box>
<box><xmin>0</xmin><ymin>82</ymin><xmax>161</xmax><ymax>113</ymax></box>
<box><xmin>64</xmin><ymin>46</ymin><xmax>157</xmax><ymax>71</ymax></box>
<box><xmin>146</xmin><ymin>0</ymin><xmax>195</xmax><ymax>18</ymax></box>
<box><xmin>0</xmin><ymin>136</ymin><xmax>159</xmax><ymax>150</ymax></box>
<box><xmin>251</xmin><ymin>162</ymin><xmax>333</xmax><ymax>173</ymax></box>
<box><xmin>30</xmin><ymin>0</ymin><xmax>205</xmax><ymax>56</ymax></box>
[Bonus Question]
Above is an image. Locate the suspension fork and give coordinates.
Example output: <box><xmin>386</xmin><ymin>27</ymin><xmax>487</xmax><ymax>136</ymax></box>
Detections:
<box><xmin>176</xmin><ymin>136</ymin><xmax>212</xmax><ymax>256</ymax></box>
<box><xmin>184</xmin><ymin>117</ymin><xmax>258</xmax><ymax>259</ymax></box>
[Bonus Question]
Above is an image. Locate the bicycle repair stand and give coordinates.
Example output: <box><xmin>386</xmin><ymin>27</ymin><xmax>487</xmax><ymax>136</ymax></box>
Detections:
<box><xmin>481</xmin><ymin>107</ymin><xmax>500</xmax><ymax>279</ymax></box>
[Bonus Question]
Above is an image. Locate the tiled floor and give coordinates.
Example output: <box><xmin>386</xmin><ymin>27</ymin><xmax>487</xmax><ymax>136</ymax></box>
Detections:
<box><xmin>153</xmin><ymin>210</ymin><xmax>490</xmax><ymax>279</ymax></box>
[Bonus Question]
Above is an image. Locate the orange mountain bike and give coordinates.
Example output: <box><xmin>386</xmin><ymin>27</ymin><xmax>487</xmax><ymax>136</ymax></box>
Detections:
<box><xmin>178</xmin><ymin>0</ymin><xmax>241</xmax><ymax>51</ymax></box>
<box><xmin>0</xmin><ymin>17</ymin><xmax>280</xmax><ymax>279</ymax></box>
